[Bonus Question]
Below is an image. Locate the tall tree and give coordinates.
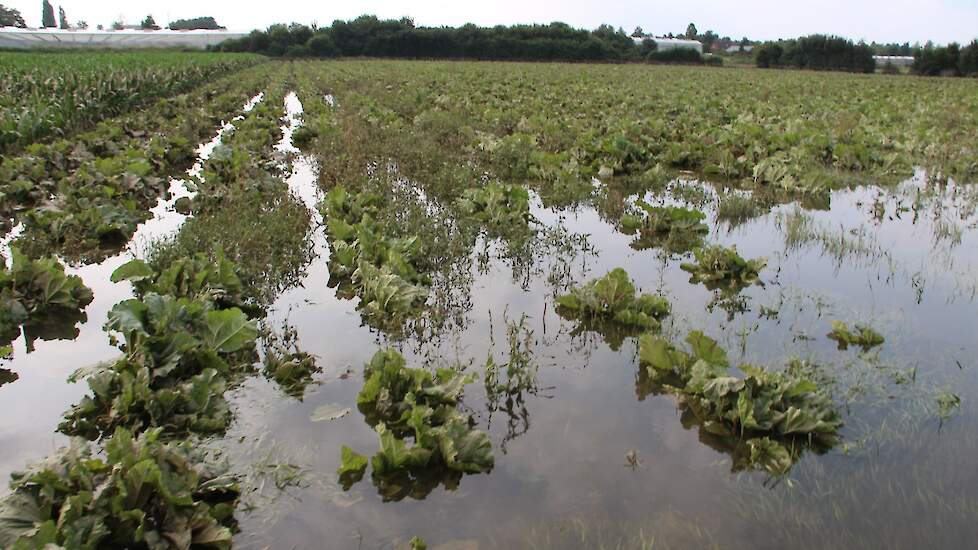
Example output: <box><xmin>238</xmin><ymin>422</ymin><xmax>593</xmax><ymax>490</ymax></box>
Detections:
<box><xmin>57</xmin><ymin>6</ymin><xmax>68</xmax><ymax>29</ymax></box>
<box><xmin>631</xmin><ymin>26</ymin><xmax>644</xmax><ymax>38</ymax></box>
<box><xmin>685</xmin><ymin>23</ymin><xmax>698</xmax><ymax>40</ymax></box>
<box><xmin>41</xmin><ymin>0</ymin><xmax>55</xmax><ymax>28</ymax></box>
<box><xmin>0</xmin><ymin>4</ymin><xmax>27</xmax><ymax>27</ymax></box>
<box><xmin>141</xmin><ymin>14</ymin><xmax>159</xmax><ymax>30</ymax></box>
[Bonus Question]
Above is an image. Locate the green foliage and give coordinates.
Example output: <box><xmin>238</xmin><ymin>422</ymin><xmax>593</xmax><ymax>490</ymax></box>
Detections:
<box><xmin>0</xmin><ymin>428</ymin><xmax>239</xmax><ymax>549</ymax></box>
<box><xmin>680</xmin><ymin>244</ymin><xmax>766</xmax><ymax>292</ymax></box>
<box><xmin>556</xmin><ymin>268</ymin><xmax>670</xmax><ymax>349</ymax></box>
<box><xmin>322</xmin><ymin>185</ymin><xmax>430</xmax><ymax>328</ymax></box>
<box><xmin>0</xmin><ymin>51</ymin><xmax>262</xmax><ymax>156</ymax></box>
<box><xmin>622</xmin><ymin>200</ymin><xmax>708</xmax><ymax>254</ymax></box>
<box><xmin>59</xmin><ymin>293</ymin><xmax>257</xmax><ymax>439</ymax></box>
<box><xmin>168</xmin><ymin>16</ymin><xmax>224</xmax><ymax>31</ymax></box>
<box><xmin>0</xmin><ymin>61</ymin><xmax>270</xmax><ymax>263</ymax></box>
<box><xmin>913</xmin><ymin>41</ymin><xmax>978</xmax><ymax>77</ymax></box>
<box><xmin>62</xmin><ymin>249</ymin><xmax>259</xmax><ymax>439</ymax></box>
<box><xmin>260</xmin><ymin>322</ymin><xmax>319</xmax><ymax>398</ymax></box>
<box><xmin>457</xmin><ymin>182</ymin><xmax>533</xmax><ymax>230</ymax></box>
<box><xmin>826</xmin><ymin>321</ymin><xmax>884</xmax><ymax>351</ymax></box>
<box><xmin>639</xmin><ymin>331</ymin><xmax>841</xmax><ymax>475</ymax></box>
<box><xmin>40</xmin><ymin>0</ymin><xmax>54</xmax><ymax>28</ymax></box>
<box><xmin>0</xmin><ymin>4</ymin><xmax>26</xmax><ymax>27</ymax></box>
<box><xmin>220</xmin><ymin>17</ymin><xmax>640</xmax><ymax>62</ymax></box>
<box><xmin>342</xmin><ymin>349</ymin><xmax>493</xmax><ymax>501</ymax></box>
<box><xmin>0</xmin><ymin>247</ymin><xmax>93</xmax><ymax>313</ymax></box>
<box><xmin>0</xmin><ymin>247</ymin><xmax>93</xmax><ymax>344</ymax></box>
<box><xmin>755</xmin><ymin>35</ymin><xmax>875</xmax><ymax>73</ymax></box>
<box><xmin>112</xmin><ymin>252</ymin><xmax>252</xmax><ymax>313</ymax></box>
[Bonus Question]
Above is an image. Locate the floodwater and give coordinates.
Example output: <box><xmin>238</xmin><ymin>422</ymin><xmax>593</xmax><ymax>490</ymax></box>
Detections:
<box><xmin>2</xmin><ymin>92</ymin><xmax>978</xmax><ymax>549</ymax></box>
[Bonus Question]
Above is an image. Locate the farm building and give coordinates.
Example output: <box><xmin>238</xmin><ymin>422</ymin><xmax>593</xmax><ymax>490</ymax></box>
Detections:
<box><xmin>873</xmin><ymin>55</ymin><xmax>915</xmax><ymax>68</ymax></box>
<box><xmin>632</xmin><ymin>36</ymin><xmax>703</xmax><ymax>53</ymax></box>
<box><xmin>0</xmin><ymin>28</ymin><xmax>246</xmax><ymax>49</ymax></box>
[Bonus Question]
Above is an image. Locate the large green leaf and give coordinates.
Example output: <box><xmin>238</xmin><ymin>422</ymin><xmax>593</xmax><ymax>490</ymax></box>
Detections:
<box><xmin>201</xmin><ymin>309</ymin><xmax>257</xmax><ymax>353</ymax></box>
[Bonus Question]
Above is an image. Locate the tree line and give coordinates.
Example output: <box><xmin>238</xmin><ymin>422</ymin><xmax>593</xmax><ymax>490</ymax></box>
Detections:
<box><xmin>215</xmin><ymin>16</ymin><xmax>715</xmax><ymax>65</ymax></box>
<box><xmin>912</xmin><ymin>41</ymin><xmax>978</xmax><ymax>76</ymax></box>
<box><xmin>754</xmin><ymin>35</ymin><xmax>877</xmax><ymax>73</ymax></box>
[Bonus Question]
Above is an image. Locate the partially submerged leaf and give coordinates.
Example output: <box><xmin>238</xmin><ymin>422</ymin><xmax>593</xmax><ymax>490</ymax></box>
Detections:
<box><xmin>311</xmin><ymin>403</ymin><xmax>351</xmax><ymax>422</ymax></box>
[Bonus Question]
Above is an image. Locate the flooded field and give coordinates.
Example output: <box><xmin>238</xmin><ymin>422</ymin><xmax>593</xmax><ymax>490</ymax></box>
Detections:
<box><xmin>1</xmin><ymin>60</ymin><xmax>977</xmax><ymax>549</ymax></box>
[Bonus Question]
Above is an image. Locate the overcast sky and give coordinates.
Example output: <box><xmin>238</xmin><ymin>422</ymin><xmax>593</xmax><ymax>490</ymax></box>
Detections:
<box><xmin>7</xmin><ymin>0</ymin><xmax>978</xmax><ymax>44</ymax></box>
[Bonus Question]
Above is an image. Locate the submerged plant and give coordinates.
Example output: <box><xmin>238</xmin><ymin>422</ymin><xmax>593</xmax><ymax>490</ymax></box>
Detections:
<box><xmin>0</xmin><ymin>247</ymin><xmax>94</xmax><ymax>344</ymax></box>
<box><xmin>936</xmin><ymin>392</ymin><xmax>961</xmax><ymax>421</ymax></box>
<box><xmin>260</xmin><ymin>321</ymin><xmax>319</xmax><ymax>399</ymax></box>
<box><xmin>0</xmin><ymin>427</ymin><xmax>239</xmax><ymax>550</ymax></box>
<box><xmin>621</xmin><ymin>200</ymin><xmax>708</xmax><ymax>254</ymax></box>
<box><xmin>556</xmin><ymin>268</ymin><xmax>670</xmax><ymax>349</ymax></box>
<box><xmin>680</xmin><ymin>244</ymin><xmax>766</xmax><ymax>293</ymax></box>
<box><xmin>456</xmin><ymin>181</ymin><xmax>533</xmax><ymax>230</ymax></box>
<box><xmin>339</xmin><ymin>349</ymin><xmax>493</xmax><ymax>501</ymax></box>
<box><xmin>638</xmin><ymin>331</ymin><xmax>841</xmax><ymax>476</ymax></box>
<box><xmin>322</xmin><ymin>185</ymin><xmax>430</xmax><ymax>329</ymax></box>
<box><xmin>827</xmin><ymin>321</ymin><xmax>885</xmax><ymax>351</ymax></box>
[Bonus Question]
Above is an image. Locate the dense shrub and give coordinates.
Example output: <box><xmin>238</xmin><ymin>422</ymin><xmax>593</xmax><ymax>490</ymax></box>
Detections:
<box><xmin>308</xmin><ymin>33</ymin><xmax>340</xmax><ymax>57</ymax></box>
<box><xmin>647</xmin><ymin>48</ymin><xmax>703</xmax><ymax>64</ymax></box>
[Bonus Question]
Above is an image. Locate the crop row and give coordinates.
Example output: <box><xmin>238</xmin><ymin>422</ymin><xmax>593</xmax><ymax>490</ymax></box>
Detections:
<box><xmin>0</xmin><ymin>63</ymin><xmax>273</xmax><ymax>265</ymax></box>
<box><xmin>0</xmin><ymin>68</ymin><xmax>305</xmax><ymax>548</ymax></box>
<box><xmin>0</xmin><ymin>51</ymin><xmax>265</xmax><ymax>156</ymax></box>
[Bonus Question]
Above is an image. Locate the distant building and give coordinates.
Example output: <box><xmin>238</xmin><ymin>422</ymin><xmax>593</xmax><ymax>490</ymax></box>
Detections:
<box><xmin>0</xmin><ymin>28</ymin><xmax>246</xmax><ymax>49</ymax></box>
<box><xmin>632</xmin><ymin>36</ymin><xmax>703</xmax><ymax>54</ymax></box>
<box><xmin>873</xmin><ymin>55</ymin><xmax>915</xmax><ymax>68</ymax></box>
<box><xmin>726</xmin><ymin>45</ymin><xmax>753</xmax><ymax>54</ymax></box>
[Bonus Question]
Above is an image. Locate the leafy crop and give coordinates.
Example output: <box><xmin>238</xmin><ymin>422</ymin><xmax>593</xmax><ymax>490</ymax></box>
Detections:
<box><xmin>60</xmin><ymin>254</ymin><xmax>258</xmax><ymax>440</ymax></box>
<box><xmin>111</xmin><ymin>252</ymin><xmax>253</xmax><ymax>314</ymax></box>
<box><xmin>680</xmin><ymin>245</ymin><xmax>766</xmax><ymax>293</ymax></box>
<box><xmin>0</xmin><ymin>64</ymin><xmax>270</xmax><ymax>263</ymax></box>
<box><xmin>59</xmin><ymin>293</ymin><xmax>257</xmax><ymax>439</ymax></box>
<box><xmin>0</xmin><ymin>247</ymin><xmax>93</xmax><ymax>344</ymax></box>
<box><xmin>0</xmin><ymin>51</ymin><xmax>263</xmax><ymax>155</ymax></box>
<box><xmin>827</xmin><ymin>321</ymin><xmax>884</xmax><ymax>351</ymax></box>
<box><xmin>0</xmin><ymin>427</ymin><xmax>239</xmax><ymax>550</ymax></box>
<box><xmin>339</xmin><ymin>349</ymin><xmax>493</xmax><ymax>501</ymax></box>
<box><xmin>621</xmin><ymin>200</ymin><xmax>708</xmax><ymax>254</ymax></box>
<box><xmin>457</xmin><ymin>182</ymin><xmax>534</xmax><ymax>232</ymax></box>
<box><xmin>556</xmin><ymin>268</ymin><xmax>670</xmax><ymax>349</ymax></box>
<box><xmin>639</xmin><ymin>331</ymin><xmax>841</xmax><ymax>475</ymax></box>
<box><xmin>322</xmin><ymin>186</ymin><xmax>429</xmax><ymax>328</ymax></box>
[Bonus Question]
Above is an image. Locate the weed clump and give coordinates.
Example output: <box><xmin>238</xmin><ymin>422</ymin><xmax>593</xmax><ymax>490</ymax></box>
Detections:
<box><xmin>827</xmin><ymin>321</ymin><xmax>884</xmax><ymax>351</ymax></box>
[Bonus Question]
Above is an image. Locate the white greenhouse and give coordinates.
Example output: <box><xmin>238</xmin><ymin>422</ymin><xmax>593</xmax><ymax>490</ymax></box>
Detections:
<box><xmin>632</xmin><ymin>36</ymin><xmax>703</xmax><ymax>54</ymax></box>
<box><xmin>873</xmin><ymin>55</ymin><xmax>915</xmax><ymax>68</ymax></box>
<box><xmin>0</xmin><ymin>28</ymin><xmax>247</xmax><ymax>50</ymax></box>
